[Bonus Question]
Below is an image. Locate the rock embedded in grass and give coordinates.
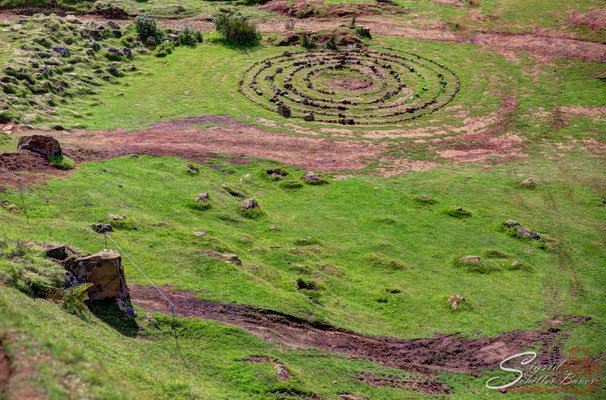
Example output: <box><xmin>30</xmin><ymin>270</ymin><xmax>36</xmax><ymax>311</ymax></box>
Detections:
<box><xmin>241</xmin><ymin>198</ymin><xmax>259</xmax><ymax>209</ymax></box>
<box><xmin>519</xmin><ymin>178</ymin><xmax>536</xmax><ymax>188</ymax></box>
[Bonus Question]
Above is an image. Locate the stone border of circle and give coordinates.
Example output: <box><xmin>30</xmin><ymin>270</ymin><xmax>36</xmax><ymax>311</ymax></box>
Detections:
<box><xmin>238</xmin><ymin>48</ymin><xmax>460</xmax><ymax>126</ymax></box>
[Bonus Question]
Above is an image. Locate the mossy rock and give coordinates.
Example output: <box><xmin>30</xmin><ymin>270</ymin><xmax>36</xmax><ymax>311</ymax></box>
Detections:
<box><xmin>445</xmin><ymin>206</ymin><xmax>472</xmax><ymax>218</ymax></box>
<box><xmin>48</xmin><ymin>155</ymin><xmax>75</xmax><ymax>170</ymax></box>
<box><xmin>263</xmin><ymin>167</ymin><xmax>289</xmax><ymax>181</ymax></box>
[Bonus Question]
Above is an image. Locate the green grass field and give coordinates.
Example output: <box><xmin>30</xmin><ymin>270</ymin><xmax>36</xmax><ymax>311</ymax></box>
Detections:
<box><xmin>0</xmin><ymin>3</ymin><xmax>604</xmax><ymax>399</ymax></box>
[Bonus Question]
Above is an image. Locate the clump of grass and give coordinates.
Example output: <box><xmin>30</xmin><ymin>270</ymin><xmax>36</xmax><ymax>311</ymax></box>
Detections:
<box><xmin>48</xmin><ymin>155</ymin><xmax>75</xmax><ymax>170</ymax></box>
<box><xmin>453</xmin><ymin>256</ymin><xmax>500</xmax><ymax>274</ymax></box>
<box><xmin>187</xmin><ymin>200</ymin><xmax>212</xmax><ymax>211</ymax></box>
<box><xmin>413</xmin><ymin>195</ymin><xmax>438</xmax><ymax>205</ymax></box>
<box><xmin>300</xmin><ymin>33</ymin><xmax>315</xmax><ymax>49</ymax></box>
<box><xmin>303</xmin><ymin>178</ymin><xmax>329</xmax><ymax>186</ymax></box>
<box><xmin>296</xmin><ymin>277</ymin><xmax>319</xmax><ymax>290</ymax></box>
<box><xmin>445</xmin><ymin>206</ymin><xmax>472</xmax><ymax>218</ymax></box>
<box><xmin>362</xmin><ymin>253</ymin><xmax>406</xmax><ymax>270</ymax></box>
<box><xmin>483</xmin><ymin>249</ymin><xmax>512</xmax><ymax>259</ymax></box>
<box><xmin>239</xmin><ymin>207</ymin><xmax>265</xmax><ymax>219</ymax></box>
<box><xmin>294</xmin><ymin>236</ymin><xmax>320</xmax><ymax>246</ymax></box>
<box><xmin>0</xmin><ymin>241</ymin><xmax>65</xmax><ymax>298</ymax></box>
<box><xmin>506</xmin><ymin>261</ymin><xmax>534</xmax><ymax>272</ymax></box>
<box><xmin>279</xmin><ymin>180</ymin><xmax>303</xmax><ymax>190</ymax></box>
<box><xmin>104</xmin><ymin>218</ymin><xmax>138</xmax><ymax>230</ymax></box>
<box><xmin>62</xmin><ymin>283</ymin><xmax>92</xmax><ymax>317</ymax></box>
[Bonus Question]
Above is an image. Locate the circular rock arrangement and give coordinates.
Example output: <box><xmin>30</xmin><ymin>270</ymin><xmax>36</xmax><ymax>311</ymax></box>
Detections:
<box><xmin>239</xmin><ymin>48</ymin><xmax>460</xmax><ymax>125</ymax></box>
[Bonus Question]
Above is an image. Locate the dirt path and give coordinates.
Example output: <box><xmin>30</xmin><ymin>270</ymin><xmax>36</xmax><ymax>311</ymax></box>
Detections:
<box><xmin>130</xmin><ymin>285</ymin><xmax>569</xmax><ymax>378</ymax></box>
<box><xmin>4</xmin><ymin>116</ymin><xmax>386</xmax><ymax>177</ymax></box>
<box><xmin>0</xmin><ymin>11</ymin><xmax>604</xmax><ymax>61</ymax></box>
<box><xmin>0</xmin><ymin>343</ymin><xmax>9</xmax><ymax>394</ymax></box>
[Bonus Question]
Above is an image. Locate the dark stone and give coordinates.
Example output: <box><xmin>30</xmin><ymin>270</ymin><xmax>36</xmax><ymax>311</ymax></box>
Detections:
<box><xmin>301</xmin><ymin>171</ymin><xmax>320</xmax><ymax>181</ymax></box>
<box><xmin>17</xmin><ymin>135</ymin><xmax>62</xmax><ymax>157</ymax></box>
<box><xmin>107</xmin><ymin>67</ymin><xmax>120</xmax><ymax>76</ymax></box>
<box><xmin>303</xmin><ymin>112</ymin><xmax>314</xmax><ymax>121</ymax></box>
<box><xmin>89</xmin><ymin>223</ymin><xmax>113</xmax><ymax>233</ymax></box>
<box><xmin>52</xmin><ymin>46</ymin><xmax>70</xmax><ymax>57</ymax></box>
<box><xmin>515</xmin><ymin>226</ymin><xmax>540</xmax><ymax>240</ymax></box>
<box><xmin>277</xmin><ymin>104</ymin><xmax>291</xmax><ymax>118</ymax></box>
<box><xmin>45</xmin><ymin>244</ymin><xmax>76</xmax><ymax>260</ymax></box>
<box><xmin>107</xmin><ymin>21</ymin><xmax>119</xmax><ymax>29</ymax></box>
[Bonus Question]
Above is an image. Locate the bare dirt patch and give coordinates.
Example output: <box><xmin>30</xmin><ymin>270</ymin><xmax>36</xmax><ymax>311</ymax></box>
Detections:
<box><xmin>11</xmin><ymin>116</ymin><xmax>387</xmax><ymax>174</ymax></box>
<box><xmin>567</xmin><ymin>9</ymin><xmax>606</xmax><ymax>30</ymax></box>
<box><xmin>260</xmin><ymin>0</ymin><xmax>408</xmax><ymax>19</ymax></box>
<box><xmin>0</xmin><ymin>151</ymin><xmax>67</xmax><ymax>186</ymax></box>
<box><xmin>0</xmin><ymin>343</ymin><xmax>9</xmax><ymax>392</ymax></box>
<box><xmin>130</xmin><ymin>285</ymin><xmax>570</xmax><ymax>378</ymax></box>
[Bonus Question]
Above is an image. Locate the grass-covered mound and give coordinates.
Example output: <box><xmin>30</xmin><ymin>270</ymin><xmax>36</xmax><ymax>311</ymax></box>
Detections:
<box><xmin>0</xmin><ymin>13</ymin><xmax>202</xmax><ymax>126</ymax></box>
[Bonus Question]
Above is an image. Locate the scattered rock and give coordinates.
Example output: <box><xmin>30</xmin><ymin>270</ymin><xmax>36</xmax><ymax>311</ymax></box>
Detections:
<box><xmin>515</xmin><ymin>226</ymin><xmax>540</xmax><ymax>240</ymax></box>
<box><xmin>193</xmin><ymin>231</ymin><xmax>208</xmax><ymax>237</ymax></box>
<box><xmin>519</xmin><ymin>178</ymin><xmax>536</xmax><ymax>188</ymax></box>
<box><xmin>195</xmin><ymin>192</ymin><xmax>210</xmax><ymax>203</ymax></box>
<box><xmin>89</xmin><ymin>223</ymin><xmax>113</xmax><ymax>233</ymax></box>
<box><xmin>458</xmin><ymin>255</ymin><xmax>481</xmax><ymax>264</ymax></box>
<box><xmin>7</xmin><ymin>204</ymin><xmax>19</xmax><ymax>213</ymax></box>
<box><xmin>504</xmin><ymin>219</ymin><xmax>520</xmax><ymax>228</ymax></box>
<box><xmin>223</xmin><ymin>253</ymin><xmax>242</xmax><ymax>266</ymax></box>
<box><xmin>240</xmin><ymin>198</ymin><xmax>259</xmax><ymax>209</ymax></box>
<box><xmin>277</xmin><ymin>104</ymin><xmax>291</xmax><ymax>118</ymax></box>
<box><xmin>45</xmin><ymin>244</ymin><xmax>76</xmax><ymax>260</ymax></box>
<box><xmin>447</xmin><ymin>294</ymin><xmax>465</xmax><ymax>310</ymax></box>
<box><xmin>301</xmin><ymin>171</ymin><xmax>320</xmax><ymax>181</ymax></box>
<box><xmin>186</xmin><ymin>164</ymin><xmax>199</xmax><ymax>175</ymax></box>
<box><xmin>107</xmin><ymin>214</ymin><xmax>126</xmax><ymax>221</ymax></box>
<box><xmin>303</xmin><ymin>112</ymin><xmax>314</xmax><ymax>121</ymax></box>
<box><xmin>17</xmin><ymin>135</ymin><xmax>62</xmax><ymax>157</ymax></box>
<box><xmin>275</xmin><ymin>364</ymin><xmax>291</xmax><ymax>381</ymax></box>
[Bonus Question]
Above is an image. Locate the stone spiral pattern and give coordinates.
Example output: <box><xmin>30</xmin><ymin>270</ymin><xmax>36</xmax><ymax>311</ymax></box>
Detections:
<box><xmin>238</xmin><ymin>48</ymin><xmax>460</xmax><ymax>125</ymax></box>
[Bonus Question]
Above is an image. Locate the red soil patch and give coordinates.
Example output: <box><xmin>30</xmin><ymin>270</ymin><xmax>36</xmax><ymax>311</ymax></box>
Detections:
<box><xmin>0</xmin><ymin>343</ymin><xmax>9</xmax><ymax>392</ymax></box>
<box><xmin>567</xmin><ymin>9</ymin><xmax>606</xmax><ymax>30</ymax></box>
<box><xmin>0</xmin><ymin>151</ymin><xmax>66</xmax><ymax>186</ymax></box>
<box><xmin>260</xmin><ymin>0</ymin><xmax>408</xmax><ymax>19</ymax></box>
<box><xmin>130</xmin><ymin>285</ymin><xmax>571</xmax><ymax>379</ymax></box>
<box><xmin>12</xmin><ymin>116</ymin><xmax>386</xmax><ymax>173</ymax></box>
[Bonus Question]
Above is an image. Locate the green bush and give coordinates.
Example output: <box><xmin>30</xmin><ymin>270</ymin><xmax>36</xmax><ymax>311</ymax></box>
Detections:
<box><xmin>178</xmin><ymin>26</ymin><xmax>199</xmax><ymax>46</ymax></box>
<box><xmin>62</xmin><ymin>283</ymin><xmax>93</xmax><ymax>317</ymax></box>
<box><xmin>213</xmin><ymin>10</ymin><xmax>260</xmax><ymax>46</ymax></box>
<box><xmin>300</xmin><ymin>33</ymin><xmax>315</xmax><ymax>49</ymax></box>
<box><xmin>135</xmin><ymin>13</ymin><xmax>164</xmax><ymax>44</ymax></box>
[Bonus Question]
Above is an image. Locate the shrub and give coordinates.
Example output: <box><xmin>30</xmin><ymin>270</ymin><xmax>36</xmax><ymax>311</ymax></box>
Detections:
<box><xmin>362</xmin><ymin>253</ymin><xmax>406</xmax><ymax>270</ymax></box>
<box><xmin>48</xmin><ymin>155</ymin><xmax>75</xmax><ymax>170</ymax></box>
<box><xmin>300</xmin><ymin>33</ymin><xmax>315</xmax><ymax>49</ymax></box>
<box><xmin>178</xmin><ymin>26</ymin><xmax>199</xmax><ymax>46</ymax></box>
<box><xmin>135</xmin><ymin>13</ymin><xmax>164</xmax><ymax>44</ymax></box>
<box><xmin>63</xmin><ymin>283</ymin><xmax>93</xmax><ymax>316</ymax></box>
<box><xmin>213</xmin><ymin>10</ymin><xmax>260</xmax><ymax>46</ymax></box>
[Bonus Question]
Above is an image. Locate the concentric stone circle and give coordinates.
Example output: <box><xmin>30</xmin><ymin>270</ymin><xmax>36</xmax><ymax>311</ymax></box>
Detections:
<box><xmin>238</xmin><ymin>48</ymin><xmax>460</xmax><ymax>125</ymax></box>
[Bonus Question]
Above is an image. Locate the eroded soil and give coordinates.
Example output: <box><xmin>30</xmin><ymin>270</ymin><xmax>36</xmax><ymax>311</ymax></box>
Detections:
<box><xmin>130</xmin><ymin>285</ymin><xmax>572</xmax><ymax>378</ymax></box>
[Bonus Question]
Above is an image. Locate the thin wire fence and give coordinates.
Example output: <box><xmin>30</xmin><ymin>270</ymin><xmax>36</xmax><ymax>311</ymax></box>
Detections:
<box><xmin>104</xmin><ymin>232</ymin><xmax>188</xmax><ymax>367</ymax></box>
<box><xmin>0</xmin><ymin>167</ymin><xmax>29</xmax><ymax>223</ymax></box>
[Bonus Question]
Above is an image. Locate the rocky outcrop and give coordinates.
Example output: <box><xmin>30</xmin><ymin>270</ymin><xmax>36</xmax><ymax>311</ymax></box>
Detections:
<box><xmin>17</xmin><ymin>135</ymin><xmax>62</xmax><ymax>157</ymax></box>
<box><xmin>65</xmin><ymin>250</ymin><xmax>131</xmax><ymax>307</ymax></box>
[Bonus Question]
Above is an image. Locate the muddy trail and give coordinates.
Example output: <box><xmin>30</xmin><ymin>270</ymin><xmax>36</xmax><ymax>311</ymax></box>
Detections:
<box><xmin>0</xmin><ymin>10</ymin><xmax>604</xmax><ymax>62</ymax></box>
<box><xmin>130</xmin><ymin>285</ymin><xmax>578</xmax><ymax>378</ymax></box>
